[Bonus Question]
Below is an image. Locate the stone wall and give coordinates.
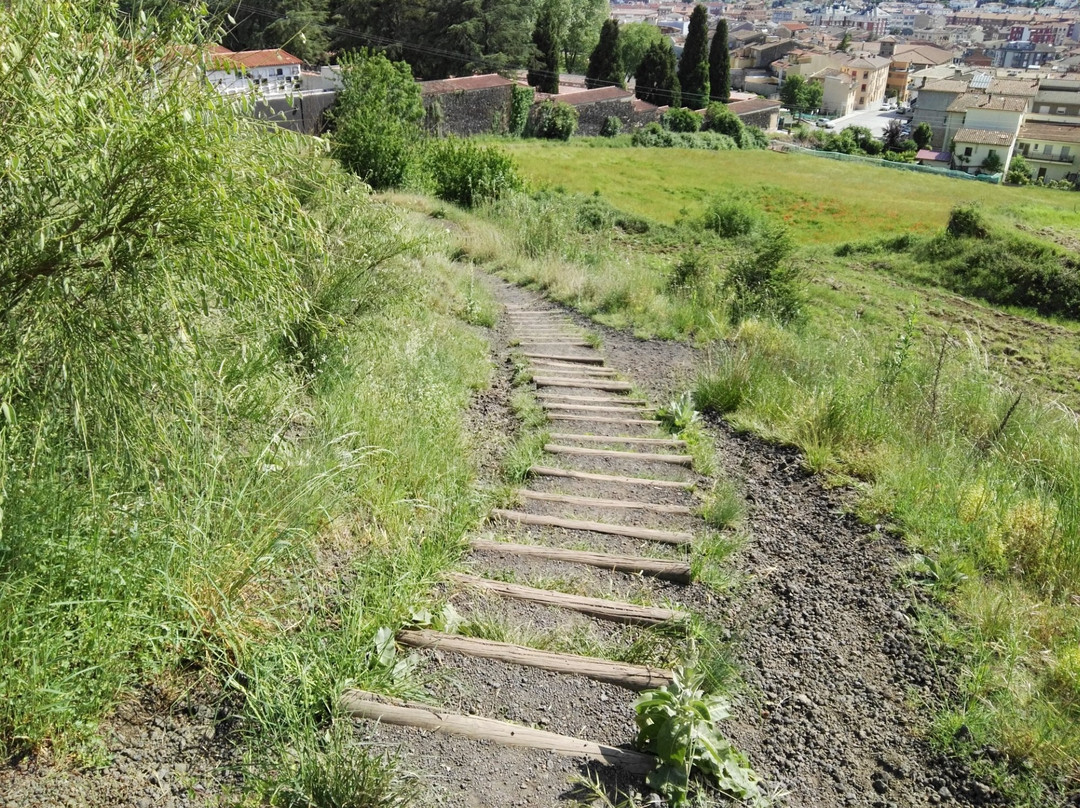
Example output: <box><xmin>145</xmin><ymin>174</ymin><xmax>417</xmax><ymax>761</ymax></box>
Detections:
<box><xmin>735</xmin><ymin>106</ymin><xmax>779</xmax><ymax>129</ymax></box>
<box><xmin>423</xmin><ymin>85</ymin><xmax>514</xmax><ymax>136</ymax></box>
<box><xmin>573</xmin><ymin>97</ymin><xmax>640</xmax><ymax>136</ymax></box>
<box><xmin>253</xmin><ymin>90</ymin><xmax>337</xmax><ymax>135</ymax></box>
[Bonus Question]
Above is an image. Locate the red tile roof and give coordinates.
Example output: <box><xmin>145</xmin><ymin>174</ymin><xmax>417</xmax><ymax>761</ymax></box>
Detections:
<box><xmin>552</xmin><ymin>86</ymin><xmax>634</xmax><ymax>105</ymax></box>
<box><xmin>728</xmin><ymin>98</ymin><xmax>781</xmax><ymax>115</ymax></box>
<box><xmin>954</xmin><ymin>127</ymin><xmax>1016</xmax><ymax>146</ymax></box>
<box><xmin>221</xmin><ymin>49</ymin><xmax>303</xmax><ymax>69</ymax></box>
<box><xmin>419</xmin><ymin>74</ymin><xmax>514</xmax><ymax>95</ymax></box>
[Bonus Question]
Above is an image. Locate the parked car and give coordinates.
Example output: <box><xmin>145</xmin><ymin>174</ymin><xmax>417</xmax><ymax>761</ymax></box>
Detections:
<box><xmin>816</xmin><ymin>118</ymin><xmax>834</xmax><ymax>129</ymax></box>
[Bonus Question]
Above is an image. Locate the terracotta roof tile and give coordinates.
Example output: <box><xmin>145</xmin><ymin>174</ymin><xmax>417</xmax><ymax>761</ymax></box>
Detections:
<box><xmin>419</xmin><ymin>74</ymin><xmax>514</xmax><ymax>95</ymax></box>
<box><xmin>954</xmin><ymin>127</ymin><xmax>1016</xmax><ymax>146</ymax></box>
<box><xmin>1018</xmin><ymin>121</ymin><xmax>1080</xmax><ymax>144</ymax></box>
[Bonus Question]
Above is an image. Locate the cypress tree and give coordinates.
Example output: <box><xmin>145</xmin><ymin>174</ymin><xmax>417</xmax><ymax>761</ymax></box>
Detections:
<box><xmin>709</xmin><ymin>19</ymin><xmax>730</xmax><ymax>102</ymax></box>
<box><xmin>527</xmin><ymin>5</ymin><xmax>560</xmax><ymax>94</ymax></box>
<box><xmin>585</xmin><ymin>19</ymin><xmax>625</xmax><ymax>89</ymax></box>
<box><xmin>634</xmin><ymin>40</ymin><xmax>680</xmax><ymax>108</ymax></box>
<box><xmin>678</xmin><ymin>4</ymin><xmax>710</xmax><ymax>108</ymax></box>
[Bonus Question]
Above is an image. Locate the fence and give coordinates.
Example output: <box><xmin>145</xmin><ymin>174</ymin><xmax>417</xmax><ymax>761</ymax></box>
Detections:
<box><xmin>771</xmin><ymin>142</ymin><xmax>1003</xmax><ymax>184</ymax></box>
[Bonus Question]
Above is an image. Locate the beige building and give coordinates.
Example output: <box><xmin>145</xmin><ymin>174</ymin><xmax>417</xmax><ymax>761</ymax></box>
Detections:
<box><xmin>1015</xmin><ymin>121</ymin><xmax>1080</xmax><ymax>182</ymax></box>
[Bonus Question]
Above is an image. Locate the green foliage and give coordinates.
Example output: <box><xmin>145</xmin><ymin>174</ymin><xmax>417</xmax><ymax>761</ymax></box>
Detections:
<box><xmin>912</xmin><ymin>121</ymin><xmax>933</xmax><ymax>150</ymax></box>
<box><xmin>220</xmin><ymin>0</ymin><xmax>330</xmax><ymax>64</ymax></box>
<box><xmin>699</xmin><ymin>197</ymin><xmax>765</xmax><ymax>239</ymax></box>
<box><xmin>981</xmin><ymin>150</ymin><xmax>1004</xmax><ymax>174</ymax></box>
<box><xmin>527</xmin><ymin>2</ymin><xmax>561</xmax><ymax>94</ymax></box>
<box><xmin>946</xmin><ymin>204</ymin><xmax>988</xmax><ymax>239</ymax></box>
<box><xmin>700</xmin><ymin>478</ymin><xmax>745</xmax><ymax>530</ymax></box>
<box><xmin>330</xmin><ymin>49</ymin><xmax>424</xmax><ymax>190</ymax></box>
<box><xmin>664</xmin><ymin>107</ymin><xmax>704</xmax><ymax>133</ymax></box>
<box><xmin>586</xmin><ymin>18</ymin><xmax>625</xmax><ymax>89</ymax></box>
<box><xmin>634</xmin><ymin>665</ymin><xmax>766</xmax><ymax>806</ymax></box>
<box><xmin>619</xmin><ymin>21</ymin><xmax>664</xmax><ymax>81</ymax></box>
<box><xmin>533</xmin><ymin>100</ymin><xmax>579</xmax><ymax>140</ymax></box>
<box><xmin>724</xmin><ymin>224</ymin><xmax>802</xmax><ymax>325</ymax></box>
<box><xmin>635</xmin><ymin>40</ymin><xmax>681</xmax><ymax>108</ymax></box>
<box><xmin>779</xmin><ymin>74</ymin><xmax>821</xmax><ymax>118</ymax></box>
<box><xmin>1005</xmin><ymin>153</ymin><xmax>1032</xmax><ymax>185</ymax></box>
<box><xmin>702</xmin><ymin>102</ymin><xmax>743</xmax><ymax>139</ymax></box>
<box><xmin>657</xmin><ymin>392</ymin><xmax>701</xmax><ymax>431</ymax></box>
<box><xmin>550</xmin><ymin>0</ymin><xmax>608</xmax><ymax>73</ymax></box>
<box><xmin>677</xmin><ymin>4</ymin><xmax>711</xmax><ymax>109</ymax></box>
<box><xmin>631</xmin><ymin>124</ymin><xmax>739</xmax><ymax>151</ymax></box>
<box><xmin>425</xmin><ymin>139</ymin><xmax>524</xmax><ymax>208</ymax></box>
<box><xmin>709</xmin><ymin>20</ymin><xmax>731</xmax><ymax>102</ymax></box>
<box><xmin>600</xmin><ymin>116</ymin><xmax>624</xmax><ymax>137</ymax></box>
<box><xmin>509</xmin><ymin>85</ymin><xmax>535</xmax><ymax>136</ymax></box>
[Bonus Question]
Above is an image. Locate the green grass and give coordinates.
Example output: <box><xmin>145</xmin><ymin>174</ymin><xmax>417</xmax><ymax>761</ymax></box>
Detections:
<box><xmin>502</xmin><ymin>141</ymin><xmax>1080</xmax><ymax>245</ymax></box>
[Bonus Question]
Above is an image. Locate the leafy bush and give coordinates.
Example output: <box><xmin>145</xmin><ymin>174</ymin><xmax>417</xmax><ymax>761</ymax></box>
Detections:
<box><xmin>725</xmin><ymin>223</ymin><xmax>802</xmax><ymax>325</ymax></box>
<box><xmin>631</xmin><ymin>123</ymin><xmax>739</xmax><ymax>150</ymax></box>
<box><xmin>330</xmin><ymin>49</ymin><xmax>424</xmax><ymax>190</ymax></box>
<box><xmin>702</xmin><ymin>102</ymin><xmax>743</xmax><ymax>138</ymax></box>
<box><xmin>425</xmin><ymin>138</ymin><xmax>523</xmax><ymax>208</ymax></box>
<box><xmin>946</xmin><ymin>204</ymin><xmax>988</xmax><ymax>239</ymax></box>
<box><xmin>509</xmin><ymin>85</ymin><xmax>534</xmax><ymax>137</ymax></box>
<box><xmin>668</xmin><ymin>249</ymin><xmax>713</xmax><ymax>293</ymax></box>
<box><xmin>740</xmin><ymin>126</ymin><xmax>769</xmax><ymax>150</ymax></box>
<box><xmin>663</xmin><ymin>107</ymin><xmax>703</xmax><ymax>132</ymax></box>
<box><xmin>699</xmin><ymin>197</ymin><xmax>764</xmax><ymax>239</ymax></box>
<box><xmin>533</xmin><ymin>100</ymin><xmax>578</xmax><ymax>140</ymax></box>
<box><xmin>1005</xmin><ymin>154</ymin><xmax>1032</xmax><ymax>185</ymax></box>
<box><xmin>600</xmin><ymin>115</ymin><xmax>623</xmax><ymax>137</ymax></box>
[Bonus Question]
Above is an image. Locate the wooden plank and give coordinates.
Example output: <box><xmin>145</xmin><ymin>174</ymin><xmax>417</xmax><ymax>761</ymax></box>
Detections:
<box><xmin>531</xmin><ymin>369</ymin><xmax>619</xmax><ymax>381</ymax></box>
<box><xmin>492</xmin><ymin>509</ymin><xmax>692</xmax><ymax>546</ymax></box>
<box><xmin>450</xmin><ymin>573</ymin><xmax>689</xmax><ymax>625</ymax></box>
<box><xmin>537</xmin><ymin>393</ymin><xmax>648</xmax><ymax>406</ymax></box>
<box><xmin>544</xmin><ymin>403</ymin><xmax>652</xmax><ymax>415</ymax></box>
<box><xmin>531</xmin><ymin>362</ymin><xmax>618</xmax><ymax>376</ymax></box>
<box><xmin>522</xmin><ymin>352</ymin><xmax>605</xmax><ymax>365</ymax></box>
<box><xmin>469</xmin><ymin>538</ymin><xmax>692</xmax><ymax>583</ymax></box>
<box><xmin>529</xmin><ymin>466</ymin><xmax>694</xmax><ymax>489</ymax></box>
<box><xmin>534</xmin><ymin>378</ymin><xmax>633</xmax><ymax>392</ymax></box>
<box><xmin>548</xmin><ymin>414</ymin><xmax>656</xmax><ymax>426</ymax></box>
<box><xmin>397</xmin><ymin>629</ymin><xmax>673</xmax><ymax>690</ymax></box>
<box><xmin>520</xmin><ymin>342</ymin><xmax>593</xmax><ymax>349</ymax></box>
<box><xmin>341</xmin><ymin>690</ymin><xmax>658</xmax><ymax>774</ymax></box>
<box><xmin>544</xmin><ymin>444</ymin><xmax>692</xmax><ymax>466</ymax></box>
<box><xmin>515</xmin><ymin>489</ymin><xmax>693</xmax><ymax>516</ymax></box>
<box><xmin>550</xmin><ymin>433</ymin><xmax>686</xmax><ymax>448</ymax></box>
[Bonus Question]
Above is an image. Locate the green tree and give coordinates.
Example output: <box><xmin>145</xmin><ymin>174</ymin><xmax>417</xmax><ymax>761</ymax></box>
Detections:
<box><xmin>703</xmin><ymin>102</ymin><xmax>743</xmax><ymax>138</ymax></box>
<box><xmin>837</xmin><ymin>31</ymin><xmax>852</xmax><ymax>52</ymax></box>
<box><xmin>678</xmin><ymin>4</ymin><xmax>710</xmax><ymax>108</ymax></box>
<box><xmin>527</xmin><ymin>1</ymin><xmax>560</xmax><ymax>94</ymax></box>
<box><xmin>619</xmin><ymin>22</ymin><xmax>663</xmax><ymax>82</ymax></box>
<box><xmin>219</xmin><ymin>0</ymin><xmax>330</xmax><ymax>64</ymax></box>
<box><xmin>635</xmin><ymin>40</ymin><xmax>680</xmax><ymax>108</ymax></box>
<box><xmin>549</xmin><ymin>0</ymin><xmax>607</xmax><ymax>73</ymax></box>
<box><xmin>533</xmin><ymin>99</ymin><xmax>578</xmax><ymax>140</ymax></box>
<box><xmin>912</xmin><ymin>121</ymin><xmax>933</xmax><ymax>150</ymax></box>
<box><xmin>709</xmin><ymin>19</ymin><xmax>730</xmax><ymax>102</ymax></box>
<box><xmin>981</xmin><ymin>150</ymin><xmax>1004</xmax><ymax>174</ymax></box>
<box><xmin>881</xmin><ymin>118</ymin><xmax>905</xmax><ymax>151</ymax></box>
<box><xmin>330</xmin><ymin>49</ymin><xmax>424</xmax><ymax>189</ymax></box>
<box><xmin>586</xmin><ymin>19</ymin><xmax>624</xmax><ymax>89</ymax></box>
<box><xmin>1006</xmin><ymin>153</ymin><xmax>1033</xmax><ymax>185</ymax></box>
<box><xmin>779</xmin><ymin>74</ymin><xmax>821</xmax><ymax>119</ymax></box>
<box><xmin>442</xmin><ymin>0</ymin><xmax>537</xmax><ymax>74</ymax></box>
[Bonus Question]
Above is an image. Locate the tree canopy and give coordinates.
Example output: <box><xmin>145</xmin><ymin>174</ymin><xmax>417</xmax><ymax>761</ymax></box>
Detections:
<box><xmin>527</xmin><ymin>1</ymin><xmax>561</xmax><ymax>94</ymax></box>
<box><xmin>619</xmin><ymin>22</ymin><xmax>663</xmax><ymax>83</ymax></box>
<box><xmin>678</xmin><ymin>4</ymin><xmax>710</xmax><ymax>108</ymax></box>
<box><xmin>780</xmin><ymin>74</ymin><xmax>822</xmax><ymax>118</ymax></box>
<box><xmin>635</xmin><ymin>39</ymin><xmax>680</xmax><ymax>108</ymax></box>
<box><xmin>708</xmin><ymin>19</ymin><xmax>730</xmax><ymax>102</ymax></box>
<box><xmin>586</xmin><ymin>18</ymin><xmax>624</xmax><ymax>89</ymax></box>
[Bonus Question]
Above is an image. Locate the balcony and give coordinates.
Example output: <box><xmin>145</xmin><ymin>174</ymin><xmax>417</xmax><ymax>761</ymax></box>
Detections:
<box><xmin>1023</xmin><ymin>150</ymin><xmax>1076</xmax><ymax>164</ymax></box>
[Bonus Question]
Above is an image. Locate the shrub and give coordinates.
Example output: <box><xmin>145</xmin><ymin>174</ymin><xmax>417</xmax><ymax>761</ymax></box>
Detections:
<box><xmin>724</xmin><ymin>222</ymin><xmax>802</xmax><ymax>325</ymax></box>
<box><xmin>668</xmin><ymin>249</ymin><xmax>713</xmax><ymax>293</ymax></box>
<box><xmin>702</xmin><ymin>102</ymin><xmax>743</xmax><ymax>139</ymax></box>
<box><xmin>1005</xmin><ymin>154</ymin><xmax>1032</xmax><ymax>185</ymax></box>
<box><xmin>331</xmin><ymin>49</ymin><xmax>424</xmax><ymax>190</ymax></box>
<box><xmin>425</xmin><ymin>138</ymin><xmax>524</xmax><ymax>208</ymax></box>
<box><xmin>663</xmin><ymin>107</ymin><xmax>703</xmax><ymax>132</ymax></box>
<box><xmin>699</xmin><ymin>197</ymin><xmax>764</xmax><ymax>239</ymax></box>
<box><xmin>631</xmin><ymin>124</ymin><xmax>738</xmax><ymax>151</ymax></box>
<box><xmin>946</xmin><ymin>205</ymin><xmax>988</xmax><ymax>239</ymax></box>
<box><xmin>739</xmin><ymin>126</ymin><xmax>769</xmax><ymax>150</ymax></box>
<box><xmin>533</xmin><ymin>100</ymin><xmax>578</xmax><ymax>140</ymax></box>
<box><xmin>509</xmin><ymin>85</ymin><xmax>534</xmax><ymax>137</ymax></box>
<box><xmin>600</xmin><ymin>115</ymin><xmax>623</xmax><ymax>137</ymax></box>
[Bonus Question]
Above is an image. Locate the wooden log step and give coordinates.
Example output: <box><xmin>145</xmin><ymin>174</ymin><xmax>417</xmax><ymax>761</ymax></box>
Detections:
<box><xmin>522</xmin><ymin>352</ymin><xmax>605</xmax><ymax>365</ymax></box>
<box><xmin>534</xmin><ymin>378</ymin><xmax>633</xmax><ymax>392</ymax></box>
<box><xmin>469</xmin><ymin>538</ymin><xmax>692</xmax><ymax>583</ymax></box>
<box><xmin>341</xmin><ymin>690</ymin><xmax>657</xmax><ymax>775</ymax></box>
<box><xmin>531</xmin><ymin>362</ymin><xmax>618</xmax><ymax>376</ymax></box>
<box><xmin>544</xmin><ymin>444</ymin><xmax>692</xmax><ymax>466</ymax></box>
<box><xmin>449</xmin><ymin>573</ymin><xmax>689</xmax><ymax>625</ymax></box>
<box><xmin>548</xmin><ymin>414</ymin><xmax>657</xmax><ymax>426</ymax></box>
<box><xmin>397</xmin><ymin>629</ymin><xmax>673</xmax><ymax>690</ymax></box>
<box><xmin>491</xmin><ymin>509</ymin><xmax>693</xmax><ymax>546</ymax></box>
<box><xmin>520</xmin><ymin>342</ymin><xmax>593</xmax><ymax>349</ymax></box>
<box><xmin>531</xmin><ymin>370</ymin><xmax>619</xmax><ymax>382</ymax></box>
<box><xmin>537</xmin><ymin>393</ymin><xmax>648</xmax><ymax>406</ymax></box>
<box><xmin>544</xmin><ymin>403</ymin><xmax>652</xmax><ymax>415</ymax></box>
<box><xmin>529</xmin><ymin>466</ymin><xmax>694</xmax><ymax>490</ymax></box>
<box><xmin>550</xmin><ymin>433</ymin><xmax>686</xmax><ymax>448</ymax></box>
<box><xmin>515</xmin><ymin>489</ymin><xmax>693</xmax><ymax>515</ymax></box>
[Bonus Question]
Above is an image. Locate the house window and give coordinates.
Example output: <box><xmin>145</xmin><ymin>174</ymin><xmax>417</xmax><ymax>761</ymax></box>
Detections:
<box><xmin>863</xmin><ymin>71</ymin><xmax>869</xmax><ymax>78</ymax></box>
<box><xmin>1063</xmin><ymin>147</ymin><xmax>1072</xmax><ymax>159</ymax></box>
<box><xmin>862</xmin><ymin>83</ymin><xmax>867</xmax><ymax>91</ymax></box>
<box><xmin>277</xmin><ymin>68</ymin><xmax>283</xmax><ymax>76</ymax></box>
<box><xmin>1057</xmin><ymin>107</ymin><xmax>1067</xmax><ymax>114</ymax></box>
<box><xmin>964</xmin><ymin>146</ymin><xmax>973</xmax><ymax>157</ymax></box>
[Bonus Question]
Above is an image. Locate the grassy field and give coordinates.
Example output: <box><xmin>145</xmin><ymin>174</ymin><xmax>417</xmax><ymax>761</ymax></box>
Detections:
<box><xmin>501</xmin><ymin>141</ymin><xmax>1080</xmax><ymax>245</ymax></box>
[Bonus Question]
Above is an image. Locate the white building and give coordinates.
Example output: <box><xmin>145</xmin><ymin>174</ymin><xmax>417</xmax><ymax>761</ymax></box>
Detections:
<box><xmin>206</xmin><ymin>48</ymin><xmax>304</xmax><ymax>95</ymax></box>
